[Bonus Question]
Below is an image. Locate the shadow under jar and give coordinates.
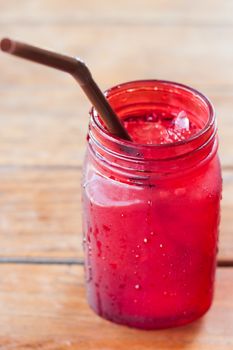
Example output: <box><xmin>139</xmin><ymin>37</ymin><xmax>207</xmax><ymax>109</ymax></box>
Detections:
<box><xmin>81</xmin><ymin>80</ymin><xmax>222</xmax><ymax>330</ymax></box>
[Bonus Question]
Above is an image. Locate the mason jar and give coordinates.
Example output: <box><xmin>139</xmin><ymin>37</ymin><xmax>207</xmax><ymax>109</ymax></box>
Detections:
<box><xmin>82</xmin><ymin>80</ymin><xmax>222</xmax><ymax>329</ymax></box>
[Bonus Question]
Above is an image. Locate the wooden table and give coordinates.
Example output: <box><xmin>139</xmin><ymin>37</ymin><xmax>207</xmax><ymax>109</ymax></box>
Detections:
<box><xmin>0</xmin><ymin>1</ymin><xmax>233</xmax><ymax>348</ymax></box>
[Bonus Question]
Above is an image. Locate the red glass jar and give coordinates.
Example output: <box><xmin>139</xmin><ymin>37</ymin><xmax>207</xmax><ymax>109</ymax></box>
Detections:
<box><xmin>82</xmin><ymin>80</ymin><xmax>222</xmax><ymax>329</ymax></box>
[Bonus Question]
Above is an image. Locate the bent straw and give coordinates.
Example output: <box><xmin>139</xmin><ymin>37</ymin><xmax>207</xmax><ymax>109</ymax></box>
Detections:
<box><xmin>0</xmin><ymin>38</ymin><xmax>132</xmax><ymax>141</ymax></box>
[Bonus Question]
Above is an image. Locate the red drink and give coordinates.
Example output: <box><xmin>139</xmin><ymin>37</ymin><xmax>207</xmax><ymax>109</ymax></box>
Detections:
<box><xmin>82</xmin><ymin>80</ymin><xmax>222</xmax><ymax>329</ymax></box>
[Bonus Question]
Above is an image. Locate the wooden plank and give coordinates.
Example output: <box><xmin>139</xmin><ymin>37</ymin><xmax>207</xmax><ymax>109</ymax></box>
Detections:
<box><xmin>0</xmin><ymin>88</ymin><xmax>232</xmax><ymax>167</ymax></box>
<box><xmin>0</xmin><ymin>87</ymin><xmax>88</xmax><ymax>167</ymax></box>
<box><xmin>0</xmin><ymin>24</ymin><xmax>233</xmax><ymax>167</ymax></box>
<box><xmin>0</xmin><ymin>168</ymin><xmax>232</xmax><ymax>262</ymax></box>
<box><xmin>219</xmin><ymin>171</ymin><xmax>233</xmax><ymax>262</ymax></box>
<box><xmin>0</xmin><ymin>168</ymin><xmax>82</xmax><ymax>259</ymax></box>
<box><xmin>1</xmin><ymin>25</ymin><xmax>233</xmax><ymax>90</ymax></box>
<box><xmin>0</xmin><ymin>4</ymin><xmax>232</xmax><ymax>262</ymax></box>
<box><xmin>1</xmin><ymin>0</ymin><xmax>233</xmax><ymax>25</ymax></box>
<box><xmin>212</xmin><ymin>93</ymin><xmax>233</xmax><ymax>168</ymax></box>
<box><xmin>0</xmin><ymin>264</ymin><xmax>232</xmax><ymax>349</ymax></box>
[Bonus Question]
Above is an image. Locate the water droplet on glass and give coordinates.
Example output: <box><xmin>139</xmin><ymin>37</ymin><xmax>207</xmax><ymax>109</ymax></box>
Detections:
<box><xmin>88</xmin><ymin>245</ymin><xmax>92</xmax><ymax>252</ymax></box>
<box><xmin>159</xmin><ymin>244</ymin><xmax>163</xmax><ymax>248</ymax></box>
<box><xmin>86</xmin><ymin>266</ymin><xmax>92</xmax><ymax>283</ymax></box>
<box><xmin>143</xmin><ymin>238</ymin><xmax>148</xmax><ymax>243</ymax></box>
<box><xmin>135</xmin><ymin>284</ymin><xmax>141</xmax><ymax>290</ymax></box>
<box><xmin>150</xmin><ymin>231</ymin><xmax>155</xmax><ymax>236</ymax></box>
<box><xmin>135</xmin><ymin>254</ymin><xmax>140</xmax><ymax>258</ymax></box>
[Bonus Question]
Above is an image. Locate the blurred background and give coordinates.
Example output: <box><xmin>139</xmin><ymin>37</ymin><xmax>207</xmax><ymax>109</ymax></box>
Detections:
<box><xmin>0</xmin><ymin>1</ymin><xmax>233</xmax><ymax>347</ymax></box>
<box><xmin>0</xmin><ymin>0</ymin><xmax>232</xmax><ymax>261</ymax></box>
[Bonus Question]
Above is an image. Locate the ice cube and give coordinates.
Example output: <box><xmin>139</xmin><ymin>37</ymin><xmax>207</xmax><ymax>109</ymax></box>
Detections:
<box><xmin>174</xmin><ymin>111</ymin><xmax>190</xmax><ymax>131</ymax></box>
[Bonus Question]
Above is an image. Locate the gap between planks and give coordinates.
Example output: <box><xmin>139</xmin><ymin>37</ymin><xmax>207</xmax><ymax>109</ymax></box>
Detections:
<box><xmin>0</xmin><ymin>257</ymin><xmax>232</xmax><ymax>267</ymax></box>
<box><xmin>0</xmin><ymin>257</ymin><xmax>84</xmax><ymax>265</ymax></box>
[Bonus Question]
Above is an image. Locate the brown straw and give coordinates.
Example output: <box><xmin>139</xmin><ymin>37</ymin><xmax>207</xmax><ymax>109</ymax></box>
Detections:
<box><xmin>0</xmin><ymin>38</ymin><xmax>132</xmax><ymax>141</ymax></box>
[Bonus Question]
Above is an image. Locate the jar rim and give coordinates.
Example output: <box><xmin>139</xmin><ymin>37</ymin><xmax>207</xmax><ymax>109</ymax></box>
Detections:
<box><xmin>90</xmin><ymin>79</ymin><xmax>215</xmax><ymax>150</ymax></box>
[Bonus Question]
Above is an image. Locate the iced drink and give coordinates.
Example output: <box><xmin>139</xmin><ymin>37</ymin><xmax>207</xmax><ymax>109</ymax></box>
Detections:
<box><xmin>82</xmin><ymin>80</ymin><xmax>222</xmax><ymax>329</ymax></box>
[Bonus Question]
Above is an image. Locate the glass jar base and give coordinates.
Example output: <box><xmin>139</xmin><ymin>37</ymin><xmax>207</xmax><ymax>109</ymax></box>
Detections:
<box><xmin>88</xmin><ymin>300</ymin><xmax>212</xmax><ymax>330</ymax></box>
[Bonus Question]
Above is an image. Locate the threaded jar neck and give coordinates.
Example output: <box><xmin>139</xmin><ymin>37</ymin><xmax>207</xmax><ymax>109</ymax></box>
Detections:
<box><xmin>88</xmin><ymin>80</ymin><xmax>217</xmax><ymax>184</ymax></box>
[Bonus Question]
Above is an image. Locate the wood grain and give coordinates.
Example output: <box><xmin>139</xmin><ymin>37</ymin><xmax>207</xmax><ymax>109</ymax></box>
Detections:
<box><xmin>1</xmin><ymin>25</ymin><xmax>233</xmax><ymax>167</ymax></box>
<box><xmin>0</xmin><ymin>88</ymin><xmax>232</xmax><ymax>167</ymax></box>
<box><xmin>0</xmin><ymin>0</ymin><xmax>232</xmax><ymax>349</ymax></box>
<box><xmin>1</xmin><ymin>0</ymin><xmax>233</xmax><ymax>25</ymax></box>
<box><xmin>0</xmin><ymin>168</ymin><xmax>82</xmax><ymax>259</ymax></box>
<box><xmin>0</xmin><ymin>264</ymin><xmax>232</xmax><ymax>349</ymax></box>
<box><xmin>0</xmin><ymin>168</ymin><xmax>231</xmax><ymax>262</ymax></box>
<box><xmin>0</xmin><ymin>24</ymin><xmax>233</xmax><ymax>89</ymax></box>
<box><xmin>0</xmin><ymin>8</ymin><xmax>232</xmax><ymax>263</ymax></box>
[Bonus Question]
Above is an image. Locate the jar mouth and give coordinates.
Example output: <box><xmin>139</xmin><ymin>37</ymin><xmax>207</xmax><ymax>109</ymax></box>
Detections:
<box><xmin>90</xmin><ymin>79</ymin><xmax>215</xmax><ymax>151</ymax></box>
<box><xmin>89</xmin><ymin>79</ymin><xmax>217</xmax><ymax>173</ymax></box>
